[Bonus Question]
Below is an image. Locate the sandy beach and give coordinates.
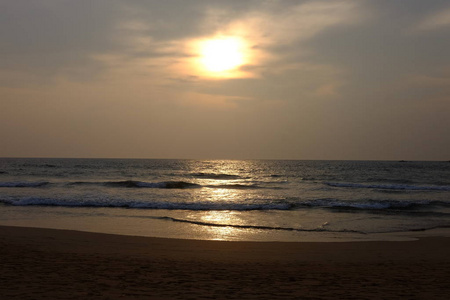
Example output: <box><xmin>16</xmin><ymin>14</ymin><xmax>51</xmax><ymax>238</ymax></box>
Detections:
<box><xmin>1</xmin><ymin>225</ymin><xmax>449</xmax><ymax>299</ymax></box>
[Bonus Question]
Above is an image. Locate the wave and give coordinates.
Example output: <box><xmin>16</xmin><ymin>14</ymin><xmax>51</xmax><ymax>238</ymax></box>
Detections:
<box><xmin>363</xmin><ymin>177</ymin><xmax>419</xmax><ymax>185</ymax></box>
<box><xmin>0</xmin><ymin>181</ymin><xmax>50</xmax><ymax>188</ymax></box>
<box><xmin>69</xmin><ymin>180</ymin><xmax>268</xmax><ymax>190</ymax></box>
<box><xmin>2</xmin><ymin>193</ymin><xmax>449</xmax><ymax>212</ymax></box>
<box><xmin>21</xmin><ymin>163</ymin><xmax>60</xmax><ymax>168</ymax></box>
<box><xmin>190</xmin><ymin>172</ymin><xmax>244</xmax><ymax>180</ymax></box>
<box><xmin>3</xmin><ymin>195</ymin><xmax>448</xmax><ymax>214</ymax></box>
<box><xmin>326</xmin><ymin>182</ymin><xmax>450</xmax><ymax>191</ymax></box>
<box><xmin>299</xmin><ymin>199</ymin><xmax>450</xmax><ymax>210</ymax></box>
<box><xmin>106</xmin><ymin>180</ymin><xmax>202</xmax><ymax>189</ymax></box>
<box><xmin>153</xmin><ymin>216</ymin><xmax>365</xmax><ymax>234</ymax></box>
<box><xmin>390</xmin><ymin>225</ymin><xmax>450</xmax><ymax>233</ymax></box>
<box><xmin>0</xmin><ymin>197</ymin><xmax>293</xmax><ymax>211</ymax></box>
<box><xmin>70</xmin><ymin>180</ymin><xmax>202</xmax><ymax>189</ymax></box>
<box><xmin>152</xmin><ymin>216</ymin><xmax>450</xmax><ymax>234</ymax></box>
<box><xmin>205</xmin><ymin>184</ymin><xmax>264</xmax><ymax>190</ymax></box>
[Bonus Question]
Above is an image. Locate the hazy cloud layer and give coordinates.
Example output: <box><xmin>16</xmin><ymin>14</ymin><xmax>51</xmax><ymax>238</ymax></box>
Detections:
<box><xmin>1</xmin><ymin>0</ymin><xmax>449</xmax><ymax>160</ymax></box>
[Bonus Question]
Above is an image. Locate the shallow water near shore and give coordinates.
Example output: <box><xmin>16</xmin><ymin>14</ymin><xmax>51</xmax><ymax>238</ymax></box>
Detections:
<box><xmin>1</xmin><ymin>158</ymin><xmax>449</xmax><ymax>241</ymax></box>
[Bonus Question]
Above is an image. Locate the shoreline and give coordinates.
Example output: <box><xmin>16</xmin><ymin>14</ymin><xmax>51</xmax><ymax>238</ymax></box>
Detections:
<box><xmin>1</xmin><ymin>225</ymin><xmax>450</xmax><ymax>299</ymax></box>
<box><xmin>2</xmin><ymin>205</ymin><xmax>450</xmax><ymax>242</ymax></box>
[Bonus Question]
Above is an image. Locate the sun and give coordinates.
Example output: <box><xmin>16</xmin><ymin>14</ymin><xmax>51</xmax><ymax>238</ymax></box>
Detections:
<box><xmin>184</xmin><ymin>34</ymin><xmax>256</xmax><ymax>79</ymax></box>
<box><xmin>199</xmin><ymin>37</ymin><xmax>246</xmax><ymax>73</ymax></box>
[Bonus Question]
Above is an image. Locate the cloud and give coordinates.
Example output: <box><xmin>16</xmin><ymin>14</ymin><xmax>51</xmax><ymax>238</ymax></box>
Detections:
<box><xmin>50</xmin><ymin>0</ymin><xmax>362</xmax><ymax>108</ymax></box>
<box><xmin>0</xmin><ymin>0</ymin><xmax>363</xmax><ymax>87</ymax></box>
<box><xmin>416</xmin><ymin>6</ymin><xmax>450</xmax><ymax>31</ymax></box>
<box><xmin>195</xmin><ymin>0</ymin><xmax>363</xmax><ymax>75</ymax></box>
<box><xmin>0</xmin><ymin>0</ymin><xmax>123</xmax><ymax>86</ymax></box>
<box><xmin>1</xmin><ymin>0</ymin><xmax>450</xmax><ymax>160</ymax></box>
<box><xmin>399</xmin><ymin>67</ymin><xmax>450</xmax><ymax>104</ymax></box>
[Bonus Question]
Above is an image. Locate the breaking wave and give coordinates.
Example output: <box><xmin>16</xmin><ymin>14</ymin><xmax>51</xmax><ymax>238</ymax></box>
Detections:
<box><xmin>70</xmin><ymin>180</ymin><xmax>202</xmax><ymax>189</ymax></box>
<box><xmin>1</xmin><ymin>196</ymin><xmax>448</xmax><ymax>213</ymax></box>
<box><xmin>0</xmin><ymin>197</ymin><xmax>293</xmax><ymax>211</ymax></box>
<box><xmin>299</xmin><ymin>199</ymin><xmax>449</xmax><ymax>210</ymax></box>
<box><xmin>190</xmin><ymin>172</ymin><xmax>244</xmax><ymax>180</ymax></box>
<box><xmin>205</xmin><ymin>184</ymin><xmax>264</xmax><ymax>190</ymax></box>
<box><xmin>153</xmin><ymin>216</ymin><xmax>365</xmax><ymax>234</ymax></box>
<box><xmin>0</xmin><ymin>181</ymin><xmax>50</xmax><ymax>188</ymax></box>
<box><xmin>69</xmin><ymin>180</ymin><xmax>267</xmax><ymax>190</ymax></box>
<box><xmin>326</xmin><ymin>182</ymin><xmax>450</xmax><ymax>191</ymax></box>
<box><xmin>150</xmin><ymin>216</ymin><xmax>450</xmax><ymax>234</ymax></box>
<box><xmin>1</xmin><ymin>180</ymin><xmax>273</xmax><ymax>190</ymax></box>
<box><xmin>105</xmin><ymin>180</ymin><xmax>201</xmax><ymax>189</ymax></box>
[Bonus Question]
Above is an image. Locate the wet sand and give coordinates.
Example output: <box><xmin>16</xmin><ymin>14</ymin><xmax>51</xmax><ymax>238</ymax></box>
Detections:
<box><xmin>1</xmin><ymin>225</ymin><xmax>449</xmax><ymax>299</ymax></box>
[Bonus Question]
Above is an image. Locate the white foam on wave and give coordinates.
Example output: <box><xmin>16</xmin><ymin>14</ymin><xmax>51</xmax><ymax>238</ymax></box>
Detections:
<box><xmin>2</xmin><ymin>196</ymin><xmax>448</xmax><ymax>211</ymax></box>
<box><xmin>299</xmin><ymin>198</ymin><xmax>446</xmax><ymax>210</ymax></box>
<box><xmin>0</xmin><ymin>197</ymin><xmax>293</xmax><ymax>211</ymax></box>
<box><xmin>326</xmin><ymin>182</ymin><xmax>450</xmax><ymax>191</ymax></box>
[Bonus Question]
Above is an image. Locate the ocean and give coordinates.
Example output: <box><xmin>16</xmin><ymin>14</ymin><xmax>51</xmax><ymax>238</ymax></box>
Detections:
<box><xmin>1</xmin><ymin>158</ymin><xmax>449</xmax><ymax>241</ymax></box>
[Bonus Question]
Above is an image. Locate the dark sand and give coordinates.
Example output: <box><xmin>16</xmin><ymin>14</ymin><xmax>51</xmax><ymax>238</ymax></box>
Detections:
<box><xmin>1</xmin><ymin>225</ymin><xmax>449</xmax><ymax>299</ymax></box>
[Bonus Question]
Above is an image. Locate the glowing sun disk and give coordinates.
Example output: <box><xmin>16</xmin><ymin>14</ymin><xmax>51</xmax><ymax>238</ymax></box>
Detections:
<box><xmin>199</xmin><ymin>37</ymin><xmax>245</xmax><ymax>72</ymax></box>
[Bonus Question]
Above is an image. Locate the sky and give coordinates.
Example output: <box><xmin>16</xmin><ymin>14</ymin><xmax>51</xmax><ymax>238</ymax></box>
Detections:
<box><xmin>1</xmin><ymin>0</ymin><xmax>449</xmax><ymax>160</ymax></box>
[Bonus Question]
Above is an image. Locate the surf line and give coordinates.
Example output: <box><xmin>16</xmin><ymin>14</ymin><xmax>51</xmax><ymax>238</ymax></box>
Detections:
<box><xmin>154</xmin><ymin>216</ymin><xmax>367</xmax><ymax>234</ymax></box>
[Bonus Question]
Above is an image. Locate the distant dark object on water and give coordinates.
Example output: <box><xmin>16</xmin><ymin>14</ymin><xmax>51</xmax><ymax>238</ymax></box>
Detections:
<box><xmin>398</xmin><ymin>160</ymin><xmax>408</xmax><ymax>163</ymax></box>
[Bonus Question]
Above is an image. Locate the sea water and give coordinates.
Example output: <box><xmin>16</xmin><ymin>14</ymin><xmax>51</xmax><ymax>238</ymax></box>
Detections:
<box><xmin>1</xmin><ymin>158</ymin><xmax>449</xmax><ymax>241</ymax></box>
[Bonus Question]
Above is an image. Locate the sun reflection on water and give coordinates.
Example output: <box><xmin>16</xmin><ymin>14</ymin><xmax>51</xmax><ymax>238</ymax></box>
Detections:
<box><xmin>197</xmin><ymin>210</ymin><xmax>238</xmax><ymax>241</ymax></box>
<box><xmin>185</xmin><ymin>160</ymin><xmax>265</xmax><ymax>240</ymax></box>
<box><xmin>193</xmin><ymin>187</ymin><xmax>245</xmax><ymax>240</ymax></box>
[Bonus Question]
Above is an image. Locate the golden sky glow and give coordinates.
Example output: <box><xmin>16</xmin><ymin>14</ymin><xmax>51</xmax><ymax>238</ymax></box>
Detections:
<box><xmin>1</xmin><ymin>1</ymin><xmax>450</xmax><ymax>160</ymax></box>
